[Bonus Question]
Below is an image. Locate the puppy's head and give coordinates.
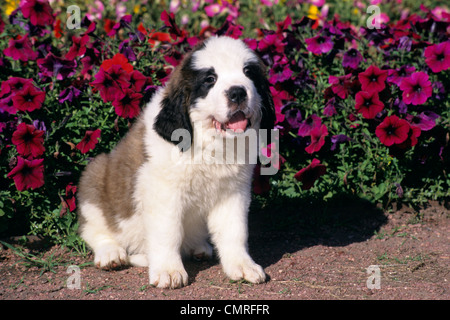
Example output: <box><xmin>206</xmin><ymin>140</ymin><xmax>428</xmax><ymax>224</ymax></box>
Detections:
<box><xmin>154</xmin><ymin>36</ymin><xmax>275</xmax><ymax>149</ymax></box>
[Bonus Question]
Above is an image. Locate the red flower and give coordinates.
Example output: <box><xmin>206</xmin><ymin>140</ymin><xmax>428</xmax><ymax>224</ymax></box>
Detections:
<box><xmin>7</xmin><ymin>156</ymin><xmax>44</xmax><ymax>191</ymax></box>
<box><xmin>100</xmin><ymin>53</ymin><xmax>133</xmax><ymax>73</ymax></box>
<box><xmin>91</xmin><ymin>66</ymin><xmax>128</xmax><ymax>102</ymax></box>
<box><xmin>305</xmin><ymin>124</ymin><xmax>328</xmax><ymax>154</ymax></box>
<box><xmin>65</xmin><ymin>35</ymin><xmax>89</xmax><ymax>60</ymax></box>
<box><xmin>65</xmin><ymin>183</ymin><xmax>77</xmax><ymax>212</ymax></box>
<box><xmin>12</xmin><ymin>84</ymin><xmax>46</xmax><ymax>112</ymax></box>
<box><xmin>160</xmin><ymin>10</ymin><xmax>186</xmax><ymax>40</ymax></box>
<box><xmin>3</xmin><ymin>35</ymin><xmax>38</xmax><ymax>62</ymax></box>
<box><xmin>328</xmin><ymin>74</ymin><xmax>352</xmax><ymax>99</ymax></box>
<box><xmin>354</xmin><ymin>91</ymin><xmax>384</xmax><ymax>119</ymax></box>
<box><xmin>0</xmin><ymin>77</ymin><xmax>33</xmax><ymax>97</ymax></box>
<box><xmin>128</xmin><ymin>70</ymin><xmax>148</xmax><ymax>92</ymax></box>
<box><xmin>375</xmin><ymin>115</ymin><xmax>410</xmax><ymax>147</ymax></box>
<box><xmin>358</xmin><ymin>65</ymin><xmax>388</xmax><ymax>93</ymax></box>
<box><xmin>21</xmin><ymin>0</ymin><xmax>55</xmax><ymax>27</ymax></box>
<box><xmin>398</xmin><ymin>125</ymin><xmax>421</xmax><ymax>149</ymax></box>
<box><xmin>424</xmin><ymin>42</ymin><xmax>450</xmax><ymax>73</ymax></box>
<box><xmin>112</xmin><ymin>89</ymin><xmax>142</xmax><ymax>119</ymax></box>
<box><xmin>12</xmin><ymin>123</ymin><xmax>45</xmax><ymax>158</ymax></box>
<box><xmin>399</xmin><ymin>71</ymin><xmax>432</xmax><ymax>105</ymax></box>
<box><xmin>76</xmin><ymin>129</ymin><xmax>101</xmax><ymax>154</ymax></box>
<box><xmin>294</xmin><ymin>158</ymin><xmax>327</xmax><ymax>190</ymax></box>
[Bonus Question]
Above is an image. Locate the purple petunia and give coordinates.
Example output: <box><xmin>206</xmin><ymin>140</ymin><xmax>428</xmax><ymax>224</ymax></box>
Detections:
<box><xmin>342</xmin><ymin>48</ymin><xmax>363</xmax><ymax>69</ymax></box>
<box><xmin>59</xmin><ymin>86</ymin><xmax>82</xmax><ymax>103</ymax></box>
<box><xmin>37</xmin><ymin>52</ymin><xmax>77</xmax><ymax>80</ymax></box>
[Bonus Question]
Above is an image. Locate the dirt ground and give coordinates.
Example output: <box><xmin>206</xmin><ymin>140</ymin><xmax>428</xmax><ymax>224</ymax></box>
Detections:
<box><xmin>0</xmin><ymin>199</ymin><xmax>448</xmax><ymax>301</ymax></box>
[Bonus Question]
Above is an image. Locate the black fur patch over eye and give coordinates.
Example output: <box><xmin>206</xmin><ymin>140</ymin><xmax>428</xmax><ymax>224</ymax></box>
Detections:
<box><xmin>244</xmin><ymin>61</ymin><xmax>275</xmax><ymax>130</ymax></box>
<box><xmin>191</xmin><ymin>68</ymin><xmax>217</xmax><ymax>101</ymax></box>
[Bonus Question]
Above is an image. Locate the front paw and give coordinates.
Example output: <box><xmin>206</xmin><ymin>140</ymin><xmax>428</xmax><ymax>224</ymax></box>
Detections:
<box><xmin>223</xmin><ymin>259</ymin><xmax>266</xmax><ymax>284</ymax></box>
<box><xmin>149</xmin><ymin>268</ymin><xmax>188</xmax><ymax>289</ymax></box>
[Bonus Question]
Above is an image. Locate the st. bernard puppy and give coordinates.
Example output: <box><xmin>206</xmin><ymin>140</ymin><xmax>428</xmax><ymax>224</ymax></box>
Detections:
<box><xmin>77</xmin><ymin>36</ymin><xmax>275</xmax><ymax>289</ymax></box>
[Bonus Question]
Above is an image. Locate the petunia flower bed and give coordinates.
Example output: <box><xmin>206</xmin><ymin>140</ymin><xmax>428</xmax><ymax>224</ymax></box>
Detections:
<box><xmin>0</xmin><ymin>0</ymin><xmax>448</xmax><ymax>242</ymax></box>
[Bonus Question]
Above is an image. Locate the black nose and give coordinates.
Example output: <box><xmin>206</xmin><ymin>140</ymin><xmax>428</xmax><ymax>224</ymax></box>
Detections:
<box><xmin>227</xmin><ymin>86</ymin><xmax>247</xmax><ymax>104</ymax></box>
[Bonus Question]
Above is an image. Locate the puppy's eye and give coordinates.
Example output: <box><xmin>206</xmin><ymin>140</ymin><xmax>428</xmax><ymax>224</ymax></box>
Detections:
<box><xmin>244</xmin><ymin>65</ymin><xmax>255</xmax><ymax>77</ymax></box>
<box><xmin>204</xmin><ymin>75</ymin><xmax>216</xmax><ymax>85</ymax></box>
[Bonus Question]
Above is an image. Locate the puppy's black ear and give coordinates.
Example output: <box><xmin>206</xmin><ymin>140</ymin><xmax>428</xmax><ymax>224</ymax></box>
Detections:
<box><xmin>154</xmin><ymin>58</ymin><xmax>194</xmax><ymax>151</ymax></box>
<box><xmin>246</xmin><ymin>60</ymin><xmax>276</xmax><ymax>130</ymax></box>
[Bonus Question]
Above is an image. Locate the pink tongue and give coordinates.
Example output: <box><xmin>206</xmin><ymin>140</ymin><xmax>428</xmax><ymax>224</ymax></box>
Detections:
<box><xmin>226</xmin><ymin>112</ymin><xmax>248</xmax><ymax>132</ymax></box>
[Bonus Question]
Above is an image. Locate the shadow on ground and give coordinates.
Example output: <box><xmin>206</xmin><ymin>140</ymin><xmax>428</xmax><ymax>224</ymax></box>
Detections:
<box><xmin>247</xmin><ymin>194</ymin><xmax>388</xmax><ymax>269</ymax></box>
<box><xmin>182</xmin><ymin>193</ymin><xmax>388</xmax><ymax>282</ymax></box>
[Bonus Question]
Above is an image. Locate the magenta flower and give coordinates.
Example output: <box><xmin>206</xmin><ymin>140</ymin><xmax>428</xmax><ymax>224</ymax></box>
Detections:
<box><xmin>305</xmin><ymin>35</ymin><xmax>333</xmax><ymax>55</ymax></box>
<box><xmin>65</xmin><ymin>35</ymin><xmax>89</xmax><ymax>60</ymax></box>
<box><xmin>3</xmin><ymin>35</ymin><xmax>38</xmax><ymax>62</ymax></box>
<box><xmin>305</xmin><ymin>124</ymin><xmax>328</xmax><ymax>154</ymax></box>
<box><xmin>20</xmin><ymin>0</ymin><xmax>55</xmax><ymax>27</ymax></box>
<box><xmin>269</xmin><ymin>86</ymin><xmax>292</xmax><ymax>124</ymax></box>
<box><xmin>258</xmin><ymin>33</ymin><xmax>286</xmax><ymax>55</ymax></box>
<box><xmin>424</xmin><ymin>42</ymin><xmax>450</xmax><ymax>73</ymax></box>
<box><xmin>399</xmin><ymin>71</ymin><xmax>432</xmax><ymax>105</ymax></box>
<box><xmin>269</xmin><ymin>57</ymin><xmax>293</xmax><ymax>84</ymax></box>
<box><xmin>358</xmin><ymin>65</ymin><xmax>388</xmax><ymax>93</ymax></box>
<box><xmin>387</xmin><ymin>65</ymin><xmax>416</xmax><ymax>86</ymax></box>
<box><xmin>298</xmin><ymin>114</ymin><xmax>322</xmax><ymax>137</ymax></box>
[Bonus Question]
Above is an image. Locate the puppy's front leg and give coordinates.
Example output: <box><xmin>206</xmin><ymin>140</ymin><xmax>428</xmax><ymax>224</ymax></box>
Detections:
<box><xmin>140</xmin><ymin>180</ymin><xmax>188</xmax><ymax>289</ymax></box>
<box><xmin>208</xmin><ymin>192</ymin><xmax>266</xmax><ymax>284</ymax></box>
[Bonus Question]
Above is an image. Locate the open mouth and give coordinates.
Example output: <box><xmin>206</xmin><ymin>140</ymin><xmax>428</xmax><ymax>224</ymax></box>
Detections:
<box><xmin>212</xmin><ymin>111</ymin><xmax>251</xmax><ymax>134</ymax></box>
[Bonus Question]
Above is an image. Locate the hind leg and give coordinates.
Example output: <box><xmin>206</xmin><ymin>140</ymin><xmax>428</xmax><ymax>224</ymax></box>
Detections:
<box><xmin>79</xmin><ymin>202</ymin><xmax>129</xmax><ymax>269</ymax></box>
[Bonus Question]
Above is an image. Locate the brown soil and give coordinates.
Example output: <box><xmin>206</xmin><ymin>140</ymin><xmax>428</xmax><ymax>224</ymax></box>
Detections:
<box><xmin>1</xmin><ymin>200</ymin><xmax>449</xmax><ymax>301</ymax></box>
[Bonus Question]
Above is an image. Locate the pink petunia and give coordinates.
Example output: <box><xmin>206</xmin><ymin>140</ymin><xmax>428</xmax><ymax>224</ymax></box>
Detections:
<box><xmin>305</xmin><ymin>35</ymin><xmax>333</xmax><ymax>55</ymax></box>
<box><xmin>3</xmin><ymin>35</ymin><xmax>38</xmax><ymax>62</ymax></box>
<box><xmin>399</xmin><ymin>71</ymin><xmax>432</xmax><ymax>105</ymax></box>
<box><xmin>424</xmin><ymin>42</ymin><xmax>450</xmax><ymax>73</ymax></box>
<box><xmin>20</xmin><ymin>0</ymin><xmax>55</xmax><ymax>27</ymax></box>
